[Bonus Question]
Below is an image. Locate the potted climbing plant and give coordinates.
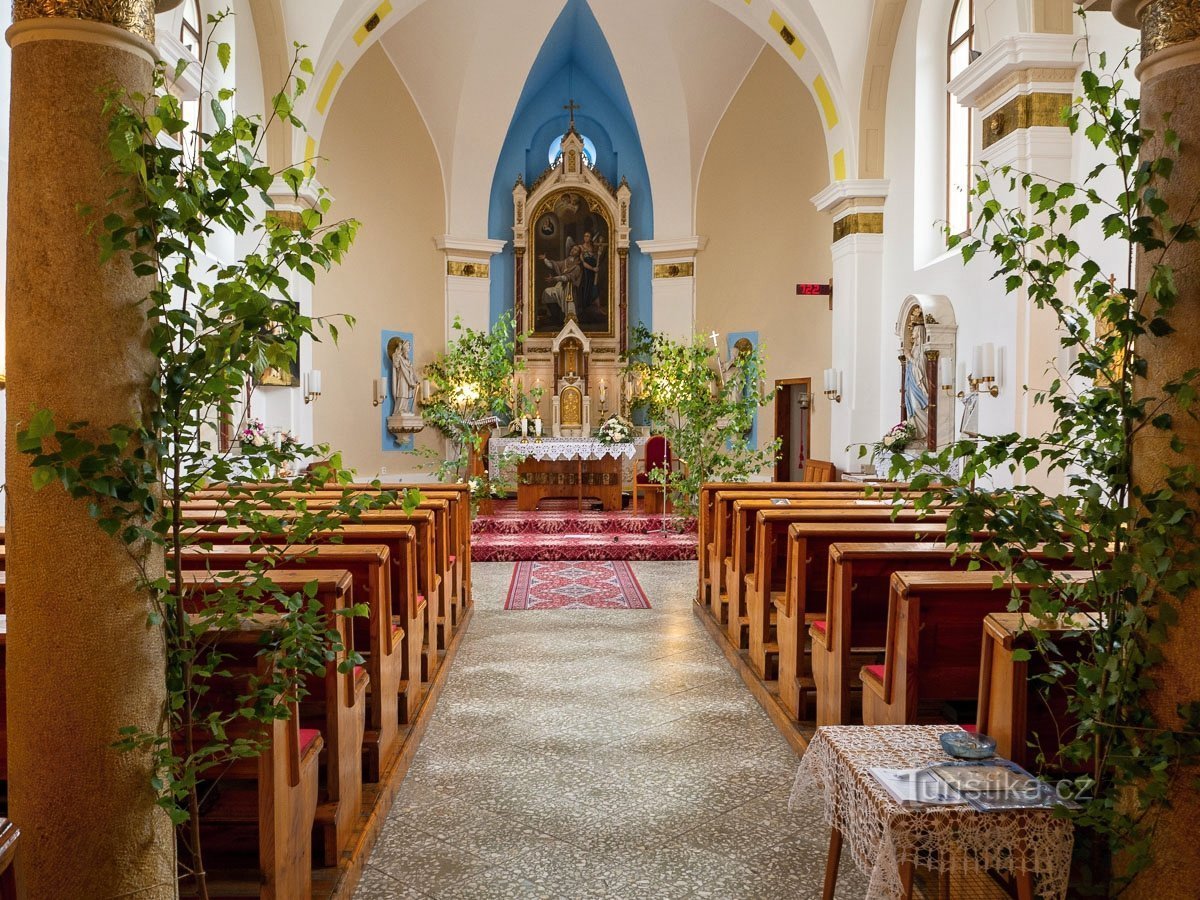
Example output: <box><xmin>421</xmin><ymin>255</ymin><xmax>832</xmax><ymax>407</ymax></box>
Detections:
<box><xmin>17</xmin><ymin>14</ymin><xmax>418</xmax><ymax>898</ymax></box>
<box><xmin>896</xmin><ymin>35</ymin><xmax>1200</xmax><ymax>894</ymax></box>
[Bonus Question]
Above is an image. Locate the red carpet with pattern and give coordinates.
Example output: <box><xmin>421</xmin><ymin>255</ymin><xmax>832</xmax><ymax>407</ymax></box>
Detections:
<box><xmin>504</xmin><ymin>560</ymin><xmax>652</xmax><ymax>610</ymax></box>
<box><xmin>472</xmin><ymin>499</ymin><xmax>697</xmax><ymax>562</ymax></box>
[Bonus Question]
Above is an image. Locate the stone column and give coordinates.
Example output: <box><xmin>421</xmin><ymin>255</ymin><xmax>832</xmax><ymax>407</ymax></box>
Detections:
<box><xmin>5</xmin><ymin>5</ymin><xmax>172</xmax><ymax>898</ymax></box>
<box><xmin>1111</xmin><ymin>2</ymin><xmax>1200</xmax><ymax>893</ymax></box>
<box><xmin>434</xmin><ymin>235</ymin><xmax>507</xmax><ymax>336</ymax></box>
<box><xmin>811</xmin><ymin>180</ymin><xmax>888</xmax><ymax>471</ymax></box>
<box><xmin>636</xmin><ymin>237</ymin><xmax>708</xmax><ymax>342</ymax></box>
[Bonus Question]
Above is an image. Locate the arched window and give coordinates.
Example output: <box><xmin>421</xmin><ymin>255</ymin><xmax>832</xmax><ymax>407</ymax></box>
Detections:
<box><xmin>947</xmin><ymin>0</ymin><xmax>974</xmax><ymax>235</ymax></box>
<box><xmin>180</xmin><ymin>0</ymin><xmax>202</xmax><ymax>55</ymax></box>
<box><xmin>549</xmin><ymin>133</ymin><xmax>596</xmax><ymax>169</ymax></box>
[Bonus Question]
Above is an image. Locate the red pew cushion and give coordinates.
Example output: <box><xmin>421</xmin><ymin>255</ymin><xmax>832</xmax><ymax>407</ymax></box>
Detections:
<box><xmin>862</xmin><ymin>664</ymin><xmax>885</xmax><ymax>685</ymax></box>
<box><xmin>299</xmin><ymin>728</ymin><xmax>321</xmax><ymax>755</ymax></box>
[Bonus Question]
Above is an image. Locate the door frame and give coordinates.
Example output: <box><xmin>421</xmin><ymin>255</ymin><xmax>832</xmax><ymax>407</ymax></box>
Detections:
<box><xmin>774</xmin><ymin>377</ymin><xmax>812</xmax><ymax>482</ymax></box>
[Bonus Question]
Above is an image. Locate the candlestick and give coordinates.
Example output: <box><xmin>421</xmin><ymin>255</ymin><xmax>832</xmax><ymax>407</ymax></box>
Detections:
<box><xmin>534</xmin><ymin>416</ymin><xmax>543</xmax><ymax>438</ymax></box>
<box><xmin>599</xmin><ymin>379</ymin><xmax>607</xmax><ymax>404</ymax></box>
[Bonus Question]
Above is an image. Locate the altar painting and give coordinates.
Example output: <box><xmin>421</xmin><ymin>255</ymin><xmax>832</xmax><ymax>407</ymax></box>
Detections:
<box><xmin>528</xmin><ymin>189</ymin><xmax>614</xmax><ymax>338</ymax></box>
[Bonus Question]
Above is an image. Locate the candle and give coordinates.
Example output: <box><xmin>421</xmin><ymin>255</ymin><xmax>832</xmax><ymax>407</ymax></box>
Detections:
<box><xmin>521</xmin><ymin>416</ymin><xmax>529</xmax><ymax>439</ymax></box>
<box><xmin>939</xmin><ymin>357</ymin><xmax>953</xmax><ymax>388</ymax></box>
<box><xmin>599</xmin><ymin>379</ymin><xmax>607</xmax><ymax>404</ymax></box>
<box><xmin>624</xmin><ymin>377</ymin><xmax>633</xmax><ymax>402</ymax></box>
<box><xmin>422</xmin><ymin>379</ymin><xmax>432</xmax><ymax>401</ymax></box>
<box><xmin>958</xmin><ymin>362</ymin><xmax>967</xmax><ymax>394</ymax></box>
<box><xmin>837</xmin><ymin>370</ymin><xmax>844</xmax><ymax>395</ymax></box>
<box><xmin>308</xmin><ymin>370</ymin><xmax>322</xmax><ymax>394</ymax></box>
<box><xmin>534</xmin><ymin>416</ymin><xmax>543</xmax><ymax>438</ymax></box>
<box><xmin>274</xmin><ymin>430</ymin><xmax>282</xmax><ymax>450</ymax></box>
<box><xmin>972</xmin><ymin>346</ymin><xmax>983</xmax><ymax>377</ymax></box>
<box><xmin>981</xmin><ymin>343</ymin><xmax>995</xmax><ymax>379</ymax></box>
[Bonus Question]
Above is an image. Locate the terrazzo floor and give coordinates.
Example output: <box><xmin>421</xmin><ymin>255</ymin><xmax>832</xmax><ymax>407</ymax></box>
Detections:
<box><xmin>355</xmin><ymin>561</ymin><xmax>869</xmax><ymax>899</ymax></box>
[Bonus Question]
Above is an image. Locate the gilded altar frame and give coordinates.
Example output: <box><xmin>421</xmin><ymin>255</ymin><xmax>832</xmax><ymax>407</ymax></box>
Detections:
<box><xmin>513</xmin><ymin>126</ymin><xmax>631</xmax><ymax>350</ymax></box>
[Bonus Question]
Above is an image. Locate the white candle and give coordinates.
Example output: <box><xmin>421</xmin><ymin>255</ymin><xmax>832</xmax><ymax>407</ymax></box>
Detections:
<box><xmin>973</xmin><ymin>346</ymin><xmax>983</xmax><ymax>377</ymax></box>
<box><xmin>534</xmin><ymin>416</ymin><xmax>543</xmax><ymax>437</ymax></box>
<box><xmin>599</xmin><ymin>379</ymin><xmax>607</xmax><ymax>403</ymax></box>
<box><xmin>274</xmin><ymin>430</ymin><xmax>282</xmax><ymax>450</ymax></box>
<box><xmin>625</xmin><ymin>377</ymin><xmax>633</xmax><ymax>402</ymax></box>
<box><xmin>373</xmin><ymin>378</ymin><xmax>384</xmax><ymax>406</ymax></box>
<box><xmin>308</xmin><ymin>370</ymin><xmax>322</xmax><ymax>394</ymax></box>
<box><xmin>521</xmin><ymin>416</ymin><xmax>529</xmax><ymax>438</ymax></box>
<box><xmin>422</xmin><ymin>379</ymin><xmax>432</xmax><ymax>401</ymax></box>
<box><xmin>837</xmin><ymin>370</ymin><xmax>844</xmax><ymax>395</ymax></box>
<box><xmin>981</xmin><ymin>343</ymin><xmax>995</xmax><ymax>379</ymax></box>
<box><xmin>958</xmin><ymin>362</ymin><xmax>967</xmax><ymax>394</ymax></box>
<box><xmin>939</xmin><ymin>357</ymin><xmax>953</xmax><ymax>388</ymax></box>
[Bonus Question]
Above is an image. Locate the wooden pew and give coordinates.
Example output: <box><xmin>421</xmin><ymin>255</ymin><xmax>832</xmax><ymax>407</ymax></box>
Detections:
<box><xmin>976</xmin><ymin>611</ymin><xmax>1101</xmax><ymax>771</ymax></box>
<box><xmin>182</xmin><ymin>616</ymin><xmax>323</xmax><ymax>899</ymax></box>
<box><xmin>0</xmin><ymin>818</ymin><xmax>17</xmax><ymax>900</ymax></box>
<box><xmin>860</xmin><ymin>570</ymin><xmax>1091</xmax><ymax>727</ymax></box>
<box><xmin>182</xmin><ymin>500</ymin><xmax>457</xmax><ymax>654</ymax></box>
<box><xmin>738</xmin><ymin>500</ymin><xmax>944</xmax><ymax>664</ymax></box>
<box><xmin>697</xmin><ymin>481</ymin><xmax>898</xmax><ymax>608</ymax></box>
<box><xmin>184</xmin><ymin>569</ymin><xmax>365</xmax><ymax>867</ymax></box>
<box><xmin>179</xmin><ymin>544</ymin><xmax>401</xmax><ymax>782</ymax></box>
<box><xmin>182</xmin><ymin>503</ymin><xmax>446</xmax><ymax>658</ymax></box>
<box><xmin>775</xmin><ymin>522</ymin><xmax>949</xmax><ymax>722</ymax></box>
<box><xmin>727</xmin><ymin>505</ymin><xmax>942</xmax><ymax>651</ymax></box>
<box><xmin>188</xmin><ymin>524</ymin><xmax>428</xmax><ymax>716</ymax></box>
<box><xmin>708</xmin><ymin>487</ymin><xmax>907</xmax><ymax>624</ymax></box>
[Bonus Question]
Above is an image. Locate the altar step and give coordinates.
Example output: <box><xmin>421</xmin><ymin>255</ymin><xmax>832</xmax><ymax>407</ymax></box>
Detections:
<box><xmin>471</xmin><ymin>500</ymin><xmax>698</xmax><ymax>562</ymax></box>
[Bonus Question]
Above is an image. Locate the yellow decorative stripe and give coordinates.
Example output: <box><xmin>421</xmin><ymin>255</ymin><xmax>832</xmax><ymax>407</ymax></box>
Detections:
<box><xmin>316</xmin><ymin>62</ymin><xmax>345</xmax><ymax>116</ymax></box>
<box><xmin>653</xmin><ymin>262</ymin><xmax>694</xmax><ymax>279</ymax></box>
<box><xmin>813</xmin><ymin>75</ymin><xmax>838</xmax><ymax>128</ymax></box>
<box><xmin>354</xmin><ymin>0</ymin><xmax>395</xmax><ymax>46</ymax></box>
<box><xmin>982</xmin><ymin>91</ymin><xmax>1071</xmax><ymax>149</ymax></box>
<box><xmin>448</xmin><ymin>261</ymin><xmax>489</xmax><ymax>278</ymax></box>
<box><xmin>832</xmin><ymin>212</ymin><xmax>883</xmax><ymax>243</ymax></box>
<box><xmin>768</xmin><ymin>10</ymin><xmax>806</xmax><ymax>60</ymax></box>
<box><xmin>832</xmin><ymin>149</ymin><xmax>847</xmax><ymax>181</ymax></box>
<box><xmin>13</xmin><ymin>0</ymin><xmax>155</xmax><ymax>42</ymax></box>
<box><xmin>304</xmin><ymin>136</ymin><xmax>318</xmax><ymax>176</ymax></box>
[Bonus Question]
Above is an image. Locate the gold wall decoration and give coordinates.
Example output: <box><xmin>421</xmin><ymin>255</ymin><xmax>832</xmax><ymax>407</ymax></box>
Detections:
<box><xmin>832</xmin><ymin>212</ymin><xmax>884</xmax><ymax>243</ymax></box>
<box><xmin>1140</xmin><ymin>0</ymin><xmax>1200</xmax><ymax>58</ymax></box>
<box><xmin>447</xmin><ymin>261</ymin><xmax>489</xmax><ymax>278</ymax></box>
<box><xmin>13</xmin><ymin>0</ymin><xmax>156</xmax><ymax>43</ymax></box>
<box><xmin>652</xmin><ymin>262</ymin><xmax>694</xmax><ymax>279</ymax></box>
<box><xmin>982</xmin><ymin>92</ymin><xmax>1072</xmax><ymax>149</ymax></box>
<box><xmin>560</xmin><ymin>386</ymin><xmax>583</xmax><ymax>426</ymax></box>
<box><xmin>266</xmin><ymin>210</ymin><xmax>304</xmax><ymax>230</ymax></box>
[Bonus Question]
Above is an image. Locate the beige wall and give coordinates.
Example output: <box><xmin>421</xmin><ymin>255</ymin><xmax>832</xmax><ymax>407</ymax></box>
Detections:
<box><xmin>696</xmin><ymin>48</ymin><xmax>834</xmax><ymax>468</ymax></box>
<box><xmin>313</xmin><ymin>45</ymin><xmax>446</xmax><ymax>477</ymax></box>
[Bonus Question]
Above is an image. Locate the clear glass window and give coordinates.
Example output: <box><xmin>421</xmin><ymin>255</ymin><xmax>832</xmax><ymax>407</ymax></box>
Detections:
<box><xmin>947</xmin><ymin>0</ymin><xmax>974</xmax><ymax>236</ymax></box>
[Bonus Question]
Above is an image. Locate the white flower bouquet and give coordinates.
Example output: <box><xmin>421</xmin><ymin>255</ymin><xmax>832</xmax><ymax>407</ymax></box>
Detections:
<box><xmin>596</xmin><ymin>415</ymin><xmax>635</xmax><ymax>445</ymax></box>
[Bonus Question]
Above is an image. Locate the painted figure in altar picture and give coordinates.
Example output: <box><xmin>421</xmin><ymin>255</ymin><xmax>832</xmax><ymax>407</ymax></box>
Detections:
<box><xmin>530</xmin><ymin>189</ymin><xmax>611</xmax><ymax>336</ymax></box>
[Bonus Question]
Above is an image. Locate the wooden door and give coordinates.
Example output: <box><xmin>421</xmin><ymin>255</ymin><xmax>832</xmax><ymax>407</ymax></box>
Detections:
<box><xmin>774</xmin><ymin>378</ymin><xmax>812</xmax><ymax>482</ymax></box>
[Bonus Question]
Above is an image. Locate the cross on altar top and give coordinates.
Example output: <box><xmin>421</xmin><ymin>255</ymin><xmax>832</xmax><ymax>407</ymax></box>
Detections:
<box><xmin>564</xmin><ymin>98</ymin><xmax>581</xmax><ymax>128</ymax></box>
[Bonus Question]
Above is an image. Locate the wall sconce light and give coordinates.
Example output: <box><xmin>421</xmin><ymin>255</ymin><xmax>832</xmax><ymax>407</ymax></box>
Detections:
<box><xmin>304</xmin><ymin>369</ymin><xmax>323</xmax><ymax>404</ymax></box>
<box><xmin>956</xmin><ymin>344</ymin><xmax>1000</xmax><ymax>398</ymax></box>
<box><xmin>822</xmin><ymin>367</ymin><xmax>843</xmax><ymax>403</ymax></box>
<box><xmin>372</xmin><ymin>378</ymin><xmax>386</xmax><ymax>408</ymax></box>
<box><xmin>939</xmin><ymin>357</ymin><xmax>956</xmax><ymax>396</ymax></box>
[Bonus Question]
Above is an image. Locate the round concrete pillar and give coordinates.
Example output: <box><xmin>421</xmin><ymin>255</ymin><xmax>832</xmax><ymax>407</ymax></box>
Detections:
<box><xmin>5</xmin><ymin>5</ymin><xmax>172</xmax><ymax>897</ymax></box>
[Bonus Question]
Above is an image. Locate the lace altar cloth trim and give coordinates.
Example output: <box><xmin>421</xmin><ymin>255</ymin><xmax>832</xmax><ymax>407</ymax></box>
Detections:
<box><xmin>495</xmin><ymin>437</ymin><xmax>638</xmax><ymax>462</ymax></box>
<box><xmin>789</xmin><ymin>726</ymin><xmax>1073</xmax><ymax>900</ymax></box>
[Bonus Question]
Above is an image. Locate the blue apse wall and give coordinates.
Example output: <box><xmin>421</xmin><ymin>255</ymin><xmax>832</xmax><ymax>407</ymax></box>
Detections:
<box><xmin>488</xmin><ymin>0</ymin><xmax>653</xmax><ymax>333</ymax></box>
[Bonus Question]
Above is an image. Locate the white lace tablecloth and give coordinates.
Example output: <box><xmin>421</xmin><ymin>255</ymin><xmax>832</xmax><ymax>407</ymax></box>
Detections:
<box><xmin>489</xmin><ymin>437</ymin><xmax>647</xmax><ymax>486</ymax></box>
<box><xmin>790</xmin><ymin>725</ymin><xmax>1074</xmax><ymax>900</ymax></box>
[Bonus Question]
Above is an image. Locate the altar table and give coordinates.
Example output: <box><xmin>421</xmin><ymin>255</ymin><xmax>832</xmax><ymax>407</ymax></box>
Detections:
<box><xmin>791</xmin><ymin>725</ymin><xmax>1073</xmax><ymax>900</ymax></box>
<box><xmin>500</xmin><ymin>438</ymin><xmax>637</xmax><ymax>512</ymax></box>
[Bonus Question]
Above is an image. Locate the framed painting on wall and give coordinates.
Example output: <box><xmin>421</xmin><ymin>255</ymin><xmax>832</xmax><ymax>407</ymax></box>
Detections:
<box><xmin>527</xmin><ymin>189</ymin><xmax>615</xmax><ymax>338</ymax></box>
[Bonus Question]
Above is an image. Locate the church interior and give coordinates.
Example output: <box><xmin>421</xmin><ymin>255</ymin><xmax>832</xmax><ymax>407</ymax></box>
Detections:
<box><xmin>1</xmin><ymin>0</ymin><xmax>1198</xmax><ymax>897</ymax></box>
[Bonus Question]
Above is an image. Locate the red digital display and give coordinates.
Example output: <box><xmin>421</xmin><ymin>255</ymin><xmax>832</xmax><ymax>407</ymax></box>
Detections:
<box><xmin>796</xmin><ymin>282</ymin><xmax>832</xmax><ymax>296</ymax></box>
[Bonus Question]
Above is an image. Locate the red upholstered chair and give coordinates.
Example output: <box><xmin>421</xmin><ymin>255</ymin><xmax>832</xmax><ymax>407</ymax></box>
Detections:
<box><xmin>634</xmin><ymin>435</ymin><xmax>672</xmax><ymax>514</ymax></box>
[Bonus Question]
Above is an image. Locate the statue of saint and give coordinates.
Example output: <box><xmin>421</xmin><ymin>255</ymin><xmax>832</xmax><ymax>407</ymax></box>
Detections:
<box><xmin>903</xmin><ymin>316</ymin><xmax>930</xmax><ymax>440</ymax></box>
<box><xmin>390</xmin><ymin>338</ymin><xmax>417</xmax><ymax>417</ymax></box>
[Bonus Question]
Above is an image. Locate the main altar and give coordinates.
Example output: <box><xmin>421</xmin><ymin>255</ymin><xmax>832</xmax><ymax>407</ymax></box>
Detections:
<box><xmin>511</xmin><ymin>109</ymin><xmax>632</xmax><ymax>441</ymax></box>
<box><xmin>497</xmin><ymin>437</ymin><xmax>639</xmax><ymax>512</ymax></box>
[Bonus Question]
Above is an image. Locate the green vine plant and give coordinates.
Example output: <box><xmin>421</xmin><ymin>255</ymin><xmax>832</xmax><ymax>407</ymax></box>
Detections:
<box><xmin>416</xmin><ymin>312</ymin><xmax>528</xmax><ymax>504</ymax></box>
<box><xmin>625</xmin><ymin>325</ymin><xmax>779</xmax><ymax>518</ymax></box>
<box><xmin>15</xmin><ymin>13</ymin><xmax>419</xmax><ymax>898</ymax></box>
<box><xmin>892</xmin><ymin>35</ymin><xmax>1200</xmax><ymax>894</ymax></box>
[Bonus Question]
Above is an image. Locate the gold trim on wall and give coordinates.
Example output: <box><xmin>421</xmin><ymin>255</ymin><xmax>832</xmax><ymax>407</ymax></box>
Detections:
<box><xmin>267</xmin><ymin>210</ymin><xmax>304</xmax><ymax>230</ymax></box>
<box><xmin>982</xmin><ymin>92</ymin><xmax>1072</xmax><ymax>149</ymax></box>
<box><xmin>652</xmin><ymin>262</ymin><xmax>694</xmax><ymax>279</ymax></box>
<box><xmin>832</xmin><ymin>212</ymin><xmax>884</xmax><ymax>243</ymax></box>
<box><xmin>447</xmin><ymin>261</ymin><xmax>489</xmax><ymax>278</ymax></box>
<box><xmin>1141</xmin><ymin>0</ymin><xmax>1200</xmax><ymax>58</ymax></box>
<box><xmin>13</xmin><ymin>0</ymin><xmax>156</xmax><ymax>43</ymax></box>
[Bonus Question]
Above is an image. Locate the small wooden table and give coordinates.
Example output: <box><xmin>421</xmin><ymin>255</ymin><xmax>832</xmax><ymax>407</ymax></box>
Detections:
<box><xmin>791</xmin><ymin>725</ymin><xmax>1074</xmax><ymax>900</ymax></box>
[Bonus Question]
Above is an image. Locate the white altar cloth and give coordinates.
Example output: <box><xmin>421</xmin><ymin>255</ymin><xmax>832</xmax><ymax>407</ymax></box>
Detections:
<box><xmin>497</xmin><ymin>437</ymin><xmax>637</xmax><ymax>462</ymax></box>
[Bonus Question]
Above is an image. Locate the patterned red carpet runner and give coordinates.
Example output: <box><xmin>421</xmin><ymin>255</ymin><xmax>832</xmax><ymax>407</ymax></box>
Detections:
<box><xmin>472</xmin><ymin>500</ymin><xmax>697</xmax><ymax>562</ymax></box>
<box><xmin>504</xmin><ymin>560</ymin><xmax>652</xmax><ymax>610</ymax></box>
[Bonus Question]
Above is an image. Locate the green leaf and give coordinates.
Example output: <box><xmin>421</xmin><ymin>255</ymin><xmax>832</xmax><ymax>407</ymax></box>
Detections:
<box><xmin>217</xmin><ymin>42</ymin><xmax>232</xmax><ymax>72</ymax></box>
